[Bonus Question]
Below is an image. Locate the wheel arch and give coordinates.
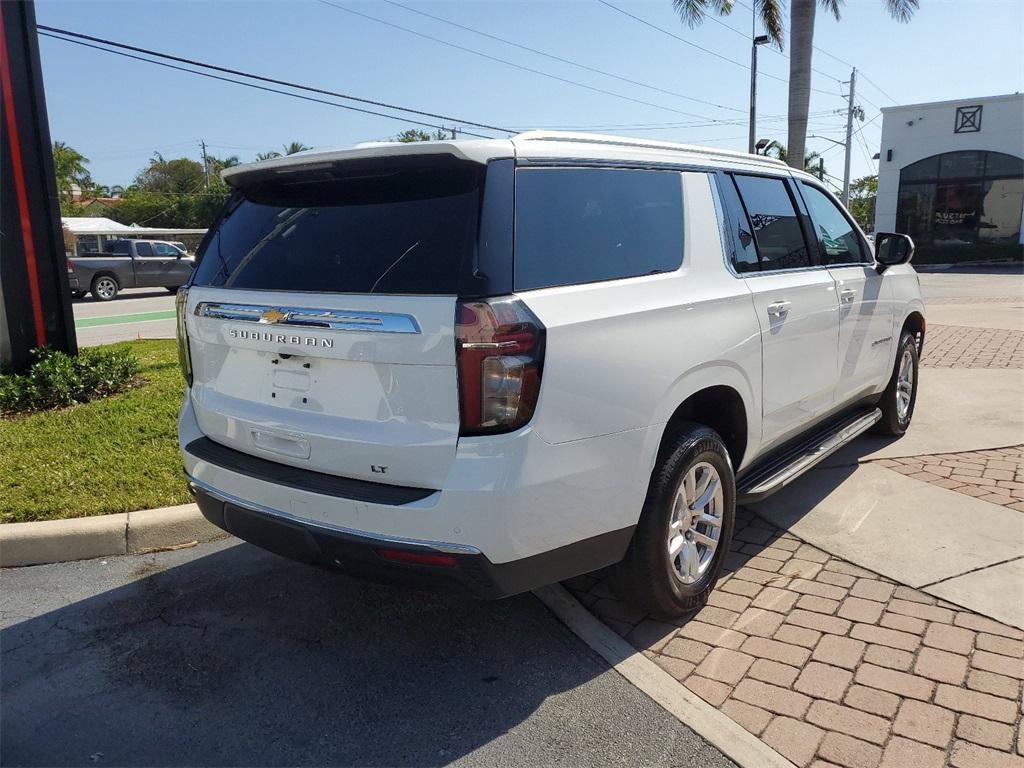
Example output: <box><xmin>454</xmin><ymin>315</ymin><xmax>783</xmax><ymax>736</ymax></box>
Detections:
<box><xmin>901</xmin><ymin>309</ymin><xmax>926</xmax><ymax>355</ymax></box>
<box><xmin>657</xmin><ymin>383</ymin><xmax>751</xmax><ymax>473</ymax></box>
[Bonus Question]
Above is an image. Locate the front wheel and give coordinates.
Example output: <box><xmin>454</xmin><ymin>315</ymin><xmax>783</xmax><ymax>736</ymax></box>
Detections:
<box><xmin>91</xmin><ymin>275</ymin><xmax>119</xmax><ymax>302</ymax></box>
<box><xmin>610</xmin><ymin>423</ymin><xmax>735</xmax><ymax>618</ymax></box>
<box><xmin>873</xmin><ymin>330</ymin><xmax>919</xmax><ymax>437</ymax></box>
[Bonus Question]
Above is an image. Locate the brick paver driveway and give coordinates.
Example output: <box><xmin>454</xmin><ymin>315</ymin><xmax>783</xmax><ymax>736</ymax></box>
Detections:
<box><xmin>568</xmin><ymin>510</ymin><xmax>1024</xmax><ymax>768</ymax></box>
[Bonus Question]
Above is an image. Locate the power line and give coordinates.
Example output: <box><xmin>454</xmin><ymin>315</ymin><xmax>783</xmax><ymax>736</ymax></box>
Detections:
<box><xmin>317</xmin><ymin>0</ymin><xmax>741</xmax><ymax>123</ymax></box>
<box><xmin>37</xmin><ymin>25</ymin><xmax>510</xmax><ymax>135</ymax></box>
<box><xmin>858</xmin><ymin>71</ymin><xmax>900</xmax><ymax>105</ymax></box>
<box><xmin>594</xmin><ymin>0</ymin><xmax>844</xmax><ymax>99</ymax></box>
<box><xmin>381</xmin><ymin>0</ymin><xmax>747</xmax><ymax>115</ymax></box>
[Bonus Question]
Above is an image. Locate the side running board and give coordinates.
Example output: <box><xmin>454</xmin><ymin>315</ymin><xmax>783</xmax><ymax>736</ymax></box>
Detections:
<box><xmin>737</xmin><ymin>408</ymin><xmax>882</xmax><ymax>504</ymax></box>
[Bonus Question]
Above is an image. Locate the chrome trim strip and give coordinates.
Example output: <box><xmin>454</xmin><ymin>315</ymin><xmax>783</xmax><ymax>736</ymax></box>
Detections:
<box><xmin>186</xmin><ymin>474</ymin><xmax>480</xmax><ymax>556</ymax></box>
<box><xmin>194</xmin><ymin>302</ymin><xmax>421</xmax><ymax>334</ymax></box>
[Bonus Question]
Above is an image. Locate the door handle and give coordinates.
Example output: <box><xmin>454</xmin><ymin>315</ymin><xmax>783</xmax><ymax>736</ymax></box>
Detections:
<box><xmin>840</xmin><ymin>288</ymin><xmax>857</xmax><ymax>304</ymax></box>
<box><xmin>767</xmin><ymin>301</ymin><xmax>792</xmax><ymax>317</ymax></box>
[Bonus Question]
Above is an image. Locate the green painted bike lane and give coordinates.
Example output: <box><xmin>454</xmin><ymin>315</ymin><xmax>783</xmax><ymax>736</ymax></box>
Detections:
<box><xmin>75</xmin><ymin>310</ymin><xmax>177</xmax><ymax>329</ymax></box>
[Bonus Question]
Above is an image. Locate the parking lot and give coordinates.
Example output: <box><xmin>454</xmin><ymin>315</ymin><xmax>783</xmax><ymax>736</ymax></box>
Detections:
<box><xmin>6</xmin><ymin>266</ymin><xmax>1023</xmax><ymax>768</ymax></box>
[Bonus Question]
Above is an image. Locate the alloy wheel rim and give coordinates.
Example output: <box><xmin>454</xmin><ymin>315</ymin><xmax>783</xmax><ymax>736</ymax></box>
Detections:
<box><xmin>896</xmin><ymin>348</ymin><xmax>914</xmax><ymax>421</ymax></box>
<box><xmin>667</xmin><ymin>461</ymin><xmax>724</xmax><ymax>585</ymax></box>
<box><xmin>97</xmin><ymin>279</ymin><xmax>115</xmax><ymax>299</ymax></box>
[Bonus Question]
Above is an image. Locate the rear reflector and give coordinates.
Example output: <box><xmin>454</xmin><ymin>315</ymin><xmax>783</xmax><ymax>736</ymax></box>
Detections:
<box><xmin>375</xmin><ymin>548</ymin><xmax>457</xmax><ymax>567</ymax></box>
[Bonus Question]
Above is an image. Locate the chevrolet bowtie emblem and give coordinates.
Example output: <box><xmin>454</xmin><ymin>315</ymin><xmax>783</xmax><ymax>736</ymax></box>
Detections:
<box><xmin>259</xmin><ymin>308</ymin><xmax>288</xmax><ymax>325</ymax></box>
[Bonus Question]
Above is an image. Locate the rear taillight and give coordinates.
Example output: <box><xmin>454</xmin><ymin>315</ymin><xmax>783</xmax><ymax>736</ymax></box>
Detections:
<box><xmin>175</xmin><ymin>288</ymin><xmax>193</xmax><ymax>386</ymax></box>
<box><xmin>66</xmin><ymin>259</ymin><xmax>74</xmax><ymax>274</ymax></box>
<box><xmin>455</xmin><ymin>297</ymin><xmax>544</xmax><ymax>436</ymax></box>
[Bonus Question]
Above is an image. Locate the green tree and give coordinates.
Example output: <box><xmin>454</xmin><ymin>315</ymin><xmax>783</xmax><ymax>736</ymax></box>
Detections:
<box><xmin>672</xmin><ymin>0</ymin><xmax>916</xmax><ymax>170</ymax></box>
<box><xmin>848</xmin><ymin>174</ymin><xmax>878</xmax><ymax>231</ymax></box>
<box><xmin>395</xmin><ymin>128</ymin><xmax>453</xmax><ymax>142</ymax></box>
<box><xmin>51</xmin><ymin>141</ymin><xmax>93</xmax><ymax>214</ymax></box>
<box><xmin>255</xmin><ymin>151</ymin><xmax>281</xmax><ymax>162</ymax></box>
<box><xmin>282</xmin><ymin>142</ymin><xmax>311</xmax><ymax>155</ymax></box>
<box><xmin>133</xmin><ymin>153</ymin><xmax>206</xmax><ymax>194</ymax></box>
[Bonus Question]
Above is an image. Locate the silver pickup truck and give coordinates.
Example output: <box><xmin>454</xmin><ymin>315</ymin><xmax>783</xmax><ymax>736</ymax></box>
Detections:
<box><xmin>68</xmin><ymin>239</ymin><xmax>196</xmax><ymax>301</ymax></box>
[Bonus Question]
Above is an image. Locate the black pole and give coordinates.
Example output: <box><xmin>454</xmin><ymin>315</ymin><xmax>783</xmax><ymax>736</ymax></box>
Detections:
<box><xmin>0</xmin><ymin>0</ymin><xmax>76</xmax><ymax>372</ymax></box>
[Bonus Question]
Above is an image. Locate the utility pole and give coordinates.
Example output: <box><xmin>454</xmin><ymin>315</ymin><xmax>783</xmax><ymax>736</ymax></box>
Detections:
<box><xmin>842</xmin><ymin>68</ymin><xmax>857</xmax><ymax>205</ymax></box>
<box><xmin>200</xmin><ymin>139</ymin><xmax>210</xmax><ymax>189</ymax></box>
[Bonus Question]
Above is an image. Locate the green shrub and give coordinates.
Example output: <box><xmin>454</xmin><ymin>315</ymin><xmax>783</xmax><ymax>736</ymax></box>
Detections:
<box><xmin>0</xmin><ymin>346</ymin><xmax>140</xmax><ymax>415</ymax></box>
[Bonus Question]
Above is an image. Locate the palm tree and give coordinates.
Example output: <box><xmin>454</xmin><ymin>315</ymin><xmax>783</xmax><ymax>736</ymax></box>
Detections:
<box><xmin>282</xmin><ymin>142</ymin><xmax>311</xmax><ymax>155</ymax></box>
<box><xmin>255</xmin><ymin>151</ymin><xmax>281</xmax><ymax>162</ymax></box>
<box><xmin>761</xmin><ymin>140</ymin><xmax>827</xmax><ymax>180</ymax></box>
<box><xmin>672</xmin><ymin>0</ymin><xmax>917</xmax><ymax>170</ymax></box>
<box><xmin>51</xmin><ymin>141</ymin><xmax>93</xmax><ymax>212</ymax></box>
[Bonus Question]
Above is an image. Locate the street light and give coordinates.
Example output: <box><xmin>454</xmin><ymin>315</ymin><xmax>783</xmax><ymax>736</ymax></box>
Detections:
<box><xmin>748</xmin><ymin>34</ymin><xmax>771</xmax><ymax>154</ymax></box>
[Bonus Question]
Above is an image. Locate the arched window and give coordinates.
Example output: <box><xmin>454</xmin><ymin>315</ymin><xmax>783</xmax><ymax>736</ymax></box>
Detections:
<box><xmin>896</xmin><ymin>151</ymin><xmax>1023</xmax><ymax>248</ymax></box>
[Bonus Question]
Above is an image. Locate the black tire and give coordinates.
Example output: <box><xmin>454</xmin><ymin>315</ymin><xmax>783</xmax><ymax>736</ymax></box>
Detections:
<box><xmin>166</xmin><ymin>286</ymin><xmax>179</xmax><ymax>294</ymax></box>
<box><xmin>71</xmin><ymin>290</ymin><xmax>87</xmax><ymax>300</ymax></box>
<box><xmin>91</xmin><ymin>275</ymin><xmax>119</xmax><ymax>302</ymax></box>
<box><xmin>610</xmin><ymin>423</ymin><xmax>736</xmax><ymax>618</ymax></box>
<box><xmin>873</xmin><ymin>330</ymin><xmax>919</xmax><ymax>437</ymax></box>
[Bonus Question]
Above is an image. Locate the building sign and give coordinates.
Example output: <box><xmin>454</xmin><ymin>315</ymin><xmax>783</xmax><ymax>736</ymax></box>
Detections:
<box><xmin>954</xmin><ymin>105</ymin><xmax>983</xmax><ymax>134</ymax></box>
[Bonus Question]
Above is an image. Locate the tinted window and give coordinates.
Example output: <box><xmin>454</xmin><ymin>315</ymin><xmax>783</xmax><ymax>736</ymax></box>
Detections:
<box><xmin>732</xmin><ymin>175</ymin><xmax>810</xmax><ymax>271</ymax></box>
<box><xmin>192</xmin><ymin>161</ymin><xmax>484</xmax><ymax>294</ymax></box>
<box><xmin>135</xmin><ymin>242</ymin><xmax>154</xmax><ymax>257</ymax></box>
<box><xmin>715</xmin><ymin>174</ymin><xmax>759</xmax><ymax>272</ymax></box>
<box><xmin>108</xmin><ymin>241</ymin><xmax>130</xmax><ymax>256</ymax></box>
<box><xmin>514</xmin><ymin>168</ymin><xmax>683</xmax><ymax>290</ymax></box>
<box><xmin>800</xmin><ymin>184</ymin><xmax>866</xmax><ymax>264</ymax></box>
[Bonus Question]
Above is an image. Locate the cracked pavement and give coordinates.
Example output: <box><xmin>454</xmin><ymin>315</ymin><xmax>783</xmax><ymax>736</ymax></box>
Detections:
<box><xmin>1</xmin><ymin>538</ymin><xmax>735</xmax><ymax>768</ymax></box>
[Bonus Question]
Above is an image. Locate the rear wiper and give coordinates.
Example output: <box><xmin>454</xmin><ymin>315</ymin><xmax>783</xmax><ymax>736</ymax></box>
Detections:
<box><xmin>370</xmin><ymin>241</ymin><xmax>420</xmax><ymax>293</ymax></box>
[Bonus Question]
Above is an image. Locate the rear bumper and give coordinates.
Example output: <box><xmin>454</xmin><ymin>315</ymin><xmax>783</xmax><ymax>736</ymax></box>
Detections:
<box><xmin>189</xmin><ymin>475</ymin><xmax>632</xmax><ymax>598</ymax></box>
<box><xmin>179</xmin><ymin>395</ymin><xmax>654</xmax><ymax>595</ymax></box>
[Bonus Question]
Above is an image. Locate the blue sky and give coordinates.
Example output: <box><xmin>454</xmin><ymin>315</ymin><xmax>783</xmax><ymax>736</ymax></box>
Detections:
<box><xmin>37</xmin><ymin>0</ymin><xmax>1024</xmax><ymax>190</ymax></box>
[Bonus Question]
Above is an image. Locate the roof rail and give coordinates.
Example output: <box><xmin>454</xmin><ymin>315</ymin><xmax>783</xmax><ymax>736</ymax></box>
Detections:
<box><xmin>513</xmin><ymin>130</ymin><xmax>789</xmax><ymax>167</ymax></box>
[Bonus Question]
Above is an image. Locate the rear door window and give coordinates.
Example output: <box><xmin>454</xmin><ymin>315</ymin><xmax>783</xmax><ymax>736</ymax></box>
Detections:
<box><xmin>732</xmin><ymin>175</ymin><xmax>812</xmax><ymax>271</ymax></box>
<box><xmin>799</xmin><ymin>183</ymin><xmax>868</xmax><ymax>264</ymax></box>
<box><xmin>514</xmin><ymin>167</ymin><xmax>683</xmax><ymax>290</ymax></box>
<box><xmin>191</xmin><ymin>160</ymin><xmax>485</xmax><ymax>295</ymax></box>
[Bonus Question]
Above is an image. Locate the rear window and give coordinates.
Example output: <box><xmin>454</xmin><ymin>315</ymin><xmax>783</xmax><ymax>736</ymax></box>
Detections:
<box><xmin>192</xmin><ymin>160</ymin><xmax>484</xmax><ymax>294</ymax></box>
<box><xmin>514</xmin><ymin>167</ymin><xmax>683</xmax><ymax>290</ymax></box>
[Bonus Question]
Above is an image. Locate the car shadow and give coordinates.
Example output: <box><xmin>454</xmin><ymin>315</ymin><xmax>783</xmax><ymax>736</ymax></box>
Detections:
<box><xmin>0</xmin><ymin>542</ymin><xmax>631</xmax><ymax>767</ymax></box>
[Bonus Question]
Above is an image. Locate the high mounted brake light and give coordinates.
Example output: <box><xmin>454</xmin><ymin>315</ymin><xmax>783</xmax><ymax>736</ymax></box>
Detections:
<box><xmin>455</xmin><ymin>297</ymin><xmax>544</xmax><ymax>436</ymax></box>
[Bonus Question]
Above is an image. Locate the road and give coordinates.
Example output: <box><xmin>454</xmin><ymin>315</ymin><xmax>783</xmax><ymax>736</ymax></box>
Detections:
<box><xmin>0</xmin><ymin>540</ymin><xmax>734</xmax><ymax>768</ymax></box>
<box><xmin>73</xmin><ymin>288</ymin><xmax>177</xmax><ymax>347</ymax></box>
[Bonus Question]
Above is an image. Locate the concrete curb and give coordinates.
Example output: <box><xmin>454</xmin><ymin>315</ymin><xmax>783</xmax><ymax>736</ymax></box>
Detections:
<box><xmin>0</xmin><ymin>504</ymin><xmax>229</xmax><ymax>568</ymax></box>
<box><xmin>533</xmin><ymin>583</ymin><xmax>797</xmax><ymax>768</ymax></box>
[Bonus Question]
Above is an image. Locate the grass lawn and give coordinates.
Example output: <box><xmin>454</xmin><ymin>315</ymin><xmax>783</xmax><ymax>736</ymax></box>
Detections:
<box><xmin>1</xmin><ymin>340</ymin><xmax>191</xmax><ymax>523</ymax></box>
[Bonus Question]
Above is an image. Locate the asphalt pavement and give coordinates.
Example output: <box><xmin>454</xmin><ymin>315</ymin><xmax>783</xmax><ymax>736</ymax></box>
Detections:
<box><xmin>72</xmin><ymin>287</ymin><xmax>177</xmax><ymax>347</ymax></box>
<box><xmin>0</xmin><ymin>539</ymin><xmax>734</xmax><ymax>768</ymax></box>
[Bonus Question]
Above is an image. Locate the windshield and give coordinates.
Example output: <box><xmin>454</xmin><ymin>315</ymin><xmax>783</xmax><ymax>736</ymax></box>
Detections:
<box><xmin>191</xmin><ymin>160</ymin><xmax>484</xmax><ymax>295</ymax></box>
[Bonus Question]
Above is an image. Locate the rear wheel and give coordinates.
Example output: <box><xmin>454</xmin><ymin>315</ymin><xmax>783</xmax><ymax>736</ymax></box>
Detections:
<box><xmin>91</xmin><ymin>275</ymin><xmax>119</xmax><ymax>302</ymax></box>
<box><xmin>611</xmin><ymin>423</ymin><xmax>735</xmax><ymax>618</ymax></box>
<box><xmin>873</xmin><ymin>330</ymin><xmax>919</xmax><ymax>437</ymax></box>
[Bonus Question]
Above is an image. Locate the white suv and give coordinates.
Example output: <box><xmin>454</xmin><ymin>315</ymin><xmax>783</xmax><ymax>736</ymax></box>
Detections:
<box><xmin>176</xmin><ymin>132</ymin><xmax>924</xmax><ymax>616</ymax></box>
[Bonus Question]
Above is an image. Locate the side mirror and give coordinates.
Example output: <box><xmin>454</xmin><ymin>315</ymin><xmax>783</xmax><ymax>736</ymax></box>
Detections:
<box><xmin>874</xmin><ymin>232</ymin><xmax>915</xmax><ymax>273</ymax></box>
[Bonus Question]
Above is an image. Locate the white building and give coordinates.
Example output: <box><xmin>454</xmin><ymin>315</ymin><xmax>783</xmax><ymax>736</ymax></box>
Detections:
<box><xmin>875</xmin><ymin>93</ymin><xmax>1023</xmax><ymax>262</ymax></box>
<box><xmin>62</xmin><ymin>217</ymin><xmax>207</xmax><ymax>256</ymax></box>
